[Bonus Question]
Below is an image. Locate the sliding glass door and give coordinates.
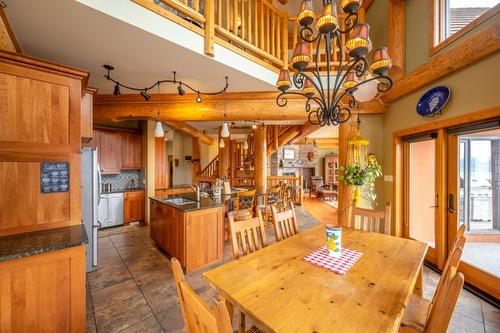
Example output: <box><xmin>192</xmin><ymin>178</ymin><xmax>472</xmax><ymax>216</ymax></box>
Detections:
<box><xmin>448</xmin><ymin>124</ymin><xmax>500</xmax><ymax>295</ymax></box>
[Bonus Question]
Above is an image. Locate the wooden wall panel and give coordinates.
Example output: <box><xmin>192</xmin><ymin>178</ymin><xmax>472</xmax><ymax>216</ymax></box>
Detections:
<box><xmin>0</xmin><ymin>52</ymin><xmax>87</xmax><ymax>236</ymax></box>
<box><xmin>0</xmin><ymin>246</ymin><xmax>85</xmax><ymax>333</ymax></box>
<box><xmin>0</xmin><ymin>72</ymin><xmax>70</xmax><ymax>145</ymax></box>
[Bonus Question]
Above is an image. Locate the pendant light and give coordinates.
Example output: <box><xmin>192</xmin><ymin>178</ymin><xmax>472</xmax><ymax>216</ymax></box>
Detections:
<box><xmin>220</xmin><ymin>90</ymin><xmax>230</xmax><ymax>138</ymax></box>
<box><xmin>154</xmin><ymin>82</ymin><xmax>164</xmax><ymax>137</ymax></box>
<box><xmin>219</xmin><ymin>138</ymin><xmax>225</xmax><ymax>148</ymax></box>
<box><xmin>243</xmin><ymin>139</ymin><xmax>249</xmax><ymax>150</ymax></box>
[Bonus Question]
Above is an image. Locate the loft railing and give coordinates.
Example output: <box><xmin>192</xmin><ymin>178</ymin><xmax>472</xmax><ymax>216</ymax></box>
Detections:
<box><xmin>199</xmin><ymin>155</ymin><xmax>219</xmax><ymax>180</ymax></box>
<box><xmin>133</xmin><ymin>0</ymin><xmax>288</xmax><ymax>70</ymax></box>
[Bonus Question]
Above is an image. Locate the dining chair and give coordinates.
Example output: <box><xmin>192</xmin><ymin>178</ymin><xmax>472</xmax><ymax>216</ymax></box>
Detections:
<box><xmin>228</xmin><ymin>210</ymin><xmax>267</xmax><ymax>259</ymax></box>
<box><xmin>401</xmin><ymin>225</ymin><xmax>466</xmax><ymax>330</ymax></box>
<box><xmin>260</xmin><ymin>186</ymin><xmax>281</xmax><ymax>226</ymax></box>
<box><xmin>171</xmin><ymin>257</ymin><xmax>263</xmax><ymax>333</ymax></box>
<box><xmin>271</xmin><ymin>202</ymin><xmax>299</xmax><ymax>241</ymax></box>
<box><xmin>349</xmin><ymin>200</ymin><xmax>392</xmax><ymax>235</ymax></box>
<box><xmin>234</xmin><ymin>189</ymin><xmax>256</xmax><ymax>221</ymax></box>
<box><xmin>399</xmin><ymin>271</ymin><xmax>465</xmax><ymax>333</ymax></box>
<box><xmin>226</xmin><ymin>211</ymin><xmax>267</xmax><ymax>332</ymax></box>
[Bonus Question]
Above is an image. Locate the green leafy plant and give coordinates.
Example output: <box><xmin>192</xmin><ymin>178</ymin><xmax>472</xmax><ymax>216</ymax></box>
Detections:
<box><xmin>339</xmin><ymin>163</ymin><xmax>366</xmax><ymax>186</ymax></box>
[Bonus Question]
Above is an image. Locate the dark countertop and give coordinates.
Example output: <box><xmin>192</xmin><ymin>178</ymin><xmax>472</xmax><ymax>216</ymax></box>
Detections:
<box><xmin>150</xmin><ymin>193</ymin><xmax>227</xmax><ymax>212</ymax></box>
<box><xmin>0</xmin><ymin>224</ymin><xmax>88</xmax><ymax>262</ymax></box>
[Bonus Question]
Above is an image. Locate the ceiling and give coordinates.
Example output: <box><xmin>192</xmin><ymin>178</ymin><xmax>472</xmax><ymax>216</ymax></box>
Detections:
<box><xmin>187</xmin><ymin>120</ymin><xmax>305</xmax><ymax>132</ymax></box>
<box><xmin>4</xmin><ymin>0</ymin><xmax>276</xmax><ymax>94</ymax></box>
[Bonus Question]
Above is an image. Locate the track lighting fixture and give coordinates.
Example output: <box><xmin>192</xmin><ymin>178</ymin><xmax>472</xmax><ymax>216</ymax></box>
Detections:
<box><xmin>154</xmin><ymin>83</ymin><xmax>164</xmax><ymax>137</ymax></box>
<box><xmin>141</xmin><ymin>90</ymin><xmax>151</xmax><ymax>101</ymax></box>
<box><xmin>103</xmin><ymin>65</ymin><xmax>228</xmax><ymax>103</ymax></box>
<box><xmin>177</xmin><ymin>84</ymin><xmax>185</xmax><ymax>96</ymax></box>
<box><xmin>113</xmin><ymin>83</ymin><xmax>121</xmax><ymax>96</ymax></box>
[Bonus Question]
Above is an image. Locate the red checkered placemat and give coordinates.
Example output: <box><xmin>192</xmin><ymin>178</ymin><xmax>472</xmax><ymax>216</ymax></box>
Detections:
<box><xmin>303</xmin><ymin>246</ymin><xmax>362</xmax><ymax>275</ymax></box>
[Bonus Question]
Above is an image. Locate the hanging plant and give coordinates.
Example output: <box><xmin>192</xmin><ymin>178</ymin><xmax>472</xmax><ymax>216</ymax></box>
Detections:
<box><xmin>339</xmin><ymin>157</ymin><xmax>383</xmax><ymax>205</ymax></box>
<box><xmin>339</xmin><ymin>163</ymin><xmax>366</xmax><ymax>186</ymax></box>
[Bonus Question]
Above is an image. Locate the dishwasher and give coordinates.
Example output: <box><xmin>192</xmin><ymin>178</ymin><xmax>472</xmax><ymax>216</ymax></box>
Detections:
<box><xmin>98</xmin><ymin>192</ymin><xmax>124</xmax><ymax>228</ymax></box>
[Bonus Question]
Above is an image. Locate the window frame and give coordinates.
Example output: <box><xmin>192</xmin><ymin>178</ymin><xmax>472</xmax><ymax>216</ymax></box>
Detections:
<box><xmin>429</xmin><ymin>0</ymin><xmax>500</xmax><ymax>56</ymax></box>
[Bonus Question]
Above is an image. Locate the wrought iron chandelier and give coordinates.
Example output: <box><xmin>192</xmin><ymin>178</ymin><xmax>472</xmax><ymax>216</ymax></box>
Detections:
<box><xmin>275</xmin><ymin>0</ymin><xmax>393</xmax><ymax>126</ymax></box>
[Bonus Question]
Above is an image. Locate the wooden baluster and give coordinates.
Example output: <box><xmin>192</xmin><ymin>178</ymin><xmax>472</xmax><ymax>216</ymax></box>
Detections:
<box><xmin>265</xmin><ymin>5</ymin><xmax>270</xmax><ymax>53</ymax></box>
<box><xmin>260</xmin><ymin>0</ymin><xmax>265</xmax><ymax>50</ymax></box>
<box><xmin>193</xmin><ymin>0</ymin><xmax>200</xmax><ymax>12</ymax></box>
<box><xmin>225</xmin><ymin>0</ymin><xmax>230</xmax><ymax>29</ymax></box>
<box><xmin>292</xmin><ymin>20</ymin><xmax>298</xmax><ymax>55</ymax></box>
<box><xmin>204</xmin><ymin>0</ymin><xmax>215</xmax><ymax>56</ymax></box>
<box><xmin>217</xmin><ymin>0</ymin><xmax>222</xmax><ymax>25</ymax></box>
<box><xmin>232</xmin><ymin>0</ymin><xmax>238</xmax><ymax>33</ymax></box>
<box><xmin>247</xmin><ymin>0</ymin><xmax>252</xmax><ymax>43</ymax></box>
<box><xmin>270</xmin><ymin>10</ymin><xmax>275</xmax><ymax>57</ymax></box>
<box><xmin>254</xmin><ymin>0</ymin><xmax>258</xmax><ymax>46</ymax></box>
<box><xmin>241</xmin><ymin>0</ymin><xmax>245</xmax><ymax>40</ymax></box>
<box><xmin>276</xmin><ymin>15</ymin><xmax>281</xmax><ymax>61</ymax></box>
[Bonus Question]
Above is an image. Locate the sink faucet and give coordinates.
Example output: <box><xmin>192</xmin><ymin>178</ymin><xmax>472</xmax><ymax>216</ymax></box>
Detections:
<box><xmin>188</xmin><ymin>184</ymin><xmax>201</xmax><ymax>202</ymax></box>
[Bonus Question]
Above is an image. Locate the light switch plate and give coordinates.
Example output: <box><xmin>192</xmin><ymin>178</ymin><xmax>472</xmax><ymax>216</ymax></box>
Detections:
<box><xmin>384</xmin><ymin>175</ymin><xmax>393</xmax><ymax>182</ymax></box>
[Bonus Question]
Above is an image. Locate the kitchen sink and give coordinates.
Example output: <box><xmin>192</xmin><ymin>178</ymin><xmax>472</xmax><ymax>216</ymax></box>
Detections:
<box><xmin>164</xmin><ymin>197</ymin><xmax>196</xmax><ymax>205</ymax></box>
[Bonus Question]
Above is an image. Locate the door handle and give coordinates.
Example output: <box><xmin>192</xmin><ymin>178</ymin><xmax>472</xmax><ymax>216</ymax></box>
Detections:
<box><xmin>448</xmin><ymin>194</ymin><xmax>456</xmax><ymax>213</ymax></box>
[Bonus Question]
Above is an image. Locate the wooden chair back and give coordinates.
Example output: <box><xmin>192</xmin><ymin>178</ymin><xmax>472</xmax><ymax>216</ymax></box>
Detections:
<box><xmin>234</xmin><ymin>189</ymin><xmax>256</xmax><ymax>221</ymax></box>
<box><xmin>265</xmin><ymin>186</ymin><xmax>281</xmax><ymax>207</ymax></box>
<box><xmin>432</xmin><ymin>237</ymin><xmax>465</xmax><ymax>305</ymax></box>
<box><xmin>271</xmin><ymin>202</ymin><xmax>299</xmax><ymax>241</ymax></box>
<box><xmin>310</xmin><ymin>176</ymin><xmax>324</xmax><ymax>188</ymax></box>
<box><xmin>171</xmin><ymin>258</ymin><xmax>233</xmax><ymax>333</ymax></box>
<box><xmin>349</xmin><ymin>200</ymin><xmax>391</xmax><ymax>235</ymax></box>
<box><xmin>228</xmin><ymin>210</ymin><xmax>267</xmax><ymax>259</ymax></box>
<box><xmin>424</xmin><ymin>272</ymin><xmax>465</xmax><ymax>333</ymax></box>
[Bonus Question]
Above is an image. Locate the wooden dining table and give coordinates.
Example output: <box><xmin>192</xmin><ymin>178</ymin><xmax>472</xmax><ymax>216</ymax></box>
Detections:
<box><xmin>204</xmin><ymin>225</ymin><xmax>428</xmax><ymax>333</ymax></box>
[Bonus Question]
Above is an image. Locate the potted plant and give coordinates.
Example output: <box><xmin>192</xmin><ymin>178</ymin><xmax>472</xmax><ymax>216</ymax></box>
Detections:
<box><xmin>339</xmin><ymin>155</ymin><xmax>382</xmax><ymax>206</ymax></box>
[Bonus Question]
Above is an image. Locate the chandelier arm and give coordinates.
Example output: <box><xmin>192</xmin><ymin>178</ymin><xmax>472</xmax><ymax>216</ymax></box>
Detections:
<box><xmin>299</xmin><ymin>26</ymin><xmax>321</xmax><ymax>44</ymax></box>
<box><xmin>276</xmin><ymin>90</ymin><xmax>325</xmax><ymax>109</ymax></box>
<box><xmin>296</xmin><ymin>70</ymin><xmax>327</xmax><ymax>107</ymax></box>
<box><xmin>330</xmin><ymin>31</ymin><xmax>345</xmax><ymax>109</ymax></box>
<box><xmin>312</xmin><ymin>34</ymin><xmax>326</xmax><ymax>102</ymax></box>
<box><xmin>351</xmin><ymin>74</ymin><xmax>394</xmax><ymax>94</ymax></box>
<box><xmin>325</xmin><ymin>33</ymin><xmax>331</xmax><ymax>112</ymax></box>
<box><xmin>337</xmin><ymin>12</ymin><xmax>359</xmax><ymax>34</ymax></box>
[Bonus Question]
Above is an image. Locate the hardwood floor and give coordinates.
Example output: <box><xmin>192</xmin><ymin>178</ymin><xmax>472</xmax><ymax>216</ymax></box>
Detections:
<box><xmin>85</xmin><ymin>201</ymin><xmax>499</xmax><ymax>333</ymax></box>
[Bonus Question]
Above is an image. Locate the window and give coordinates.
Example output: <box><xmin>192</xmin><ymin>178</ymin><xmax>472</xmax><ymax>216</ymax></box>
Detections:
<box><xmin>430</xmin><ymin>0</ymin><xmax>500</xmax><ymax>54</ymax></box>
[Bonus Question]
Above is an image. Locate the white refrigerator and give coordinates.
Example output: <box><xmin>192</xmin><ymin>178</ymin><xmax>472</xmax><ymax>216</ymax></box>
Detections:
<box><xmin>81</xmin><ymin>147</ymin><xmax>101</xmax><ymax>272</ymax></box>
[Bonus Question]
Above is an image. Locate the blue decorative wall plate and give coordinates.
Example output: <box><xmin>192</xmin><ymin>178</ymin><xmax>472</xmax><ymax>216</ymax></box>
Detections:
<box><xmin>416</xmin><ymin>86</ymin><xmax>451</xmax><ymax>117</ymax></box>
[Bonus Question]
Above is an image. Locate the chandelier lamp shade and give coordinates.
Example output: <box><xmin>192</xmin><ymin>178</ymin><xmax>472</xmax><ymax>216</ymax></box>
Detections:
<box><xmin>275</xmin><ymin>0</ymin><xmax>393</xmax><ymax>127</ymax></box>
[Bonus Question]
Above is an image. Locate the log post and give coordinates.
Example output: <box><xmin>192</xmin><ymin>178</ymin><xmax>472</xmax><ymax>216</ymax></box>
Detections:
<box><xmin>337</xmin><ymin>119</ymin><xmax>357</xmax><ymax>226</ymax></box>
<box><xmin>254</xmin><ymin>126</ymin><xmax>267</xmax><ymax>195</ymax></box>
<box><xmin>204</xmin><ymin>0</ymin><xmax>215</xmax><ymax>56</ymax></box>
<box><xmin>192</xmin><ymin>137</ymin><xmax>201</xmax><ymax>184</ymax></box>
<box><xmin>218</xmin><ymin>128</ymin><xmax>230</xmax><ymax>180</ymax></box>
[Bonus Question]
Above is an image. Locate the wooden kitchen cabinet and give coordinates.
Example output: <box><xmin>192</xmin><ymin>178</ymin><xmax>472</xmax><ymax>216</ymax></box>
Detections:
<box><xmin>98</xmin><ymin>130</ymin><xmax>121</xmax><ymax>174</ymax></box>
<box><xmin>121</xmin><ymin>132</ymin><xmax>142</xmax><ymax>169</ymax></box>
<box><xmin>149</xmin><ymin>199</ymin><xmax>223</xmax><ymax>272</ymax></box>
<box><xmin>81</xmin><ymin>87</ymin><xmax>98</xmax><ymax>142</ymax></box>
<box><xmin>124</xmin><ymin>190</ymin><xmax>145</xmax><ymax>224</ymax></box>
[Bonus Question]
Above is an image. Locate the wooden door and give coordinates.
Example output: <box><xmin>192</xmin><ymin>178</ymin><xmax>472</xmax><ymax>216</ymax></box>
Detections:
<box><xmin>98</xmin><ymin>130</ymin><xmax>121</xmax><ymax>174</ymax></box>
<box><xmin>121</xmin><ymin>132</ymin><xmax>142</xmax><ymax>169</ymax></box>
<box><xmin>124</xmin><ymin>191</ymin><xmax>145</xmax><ymax>224</ymax></box>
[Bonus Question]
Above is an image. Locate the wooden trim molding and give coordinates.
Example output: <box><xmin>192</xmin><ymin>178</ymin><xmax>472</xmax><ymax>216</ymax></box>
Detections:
<box><xmin>383</xmin><ymin>21</ymin><xmax>500</xmax><ymax>103</ymax></box>
<box><xmin>429</xmin><ymin>1</ymin><xmax>500</xmax><ymax>56</ymax></box>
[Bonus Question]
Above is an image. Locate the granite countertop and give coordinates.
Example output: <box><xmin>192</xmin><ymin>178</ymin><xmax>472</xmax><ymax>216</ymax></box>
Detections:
<box><xmin>0</xmin><ymin>224</ymin><xmax>88</xmax><ymax>262</ymax></box>
<box><xmin>150</xmin><ymin>193</ymin><xmax>226</xmax><ymax>212</ymax></box>
<box><xmin>155</xmin><ymin>184</ymin><xmax>194</xmax><ymax>190</ymax></box>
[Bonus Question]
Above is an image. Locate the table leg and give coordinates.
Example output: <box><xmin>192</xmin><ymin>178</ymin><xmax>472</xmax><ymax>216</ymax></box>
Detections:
<box><xmin>239</xmin><ymin>311</ymin><xmax>246</xmax><ymax>333</ymax></box>
<box><xmin>414</xmin><ymin>265</ymin><xmax>423</xmax><ymax>296</ymax></box>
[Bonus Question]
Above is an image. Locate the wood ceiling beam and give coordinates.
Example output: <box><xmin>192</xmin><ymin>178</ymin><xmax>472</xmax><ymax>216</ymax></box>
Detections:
<box><xmin>94</xmin><ymin>91</ymin><xmax>385</xmax><ymax>122</ymax></box>
<box><xmin>164</xmin><ymin>121</ymin><xmax>214</xmax><ymax>145</ymax></box>
<box><xmin>296</xmin><ymin>138</ymin><xmax>339</xmax><ymax>149</ymax></box>
<box><xmin>382</xmin><ymin>21</ymin><xmax>500</xmax><ymax>103</ymax></box>
<box><xmin>388</xmin><ymin>0</ymin><xmax>405</xmax><ymax>80</ymax></box>
<box><xmin>267</xmin><ymin>126</ymin><xmax>301</xmax><ymax>156</ymax></box>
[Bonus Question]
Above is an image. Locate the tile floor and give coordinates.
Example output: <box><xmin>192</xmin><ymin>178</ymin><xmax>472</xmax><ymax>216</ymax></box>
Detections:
<box><xmin>86</xmin><ymin>207</ymin><xmax>500</xmax><ymax>333</ymax></box>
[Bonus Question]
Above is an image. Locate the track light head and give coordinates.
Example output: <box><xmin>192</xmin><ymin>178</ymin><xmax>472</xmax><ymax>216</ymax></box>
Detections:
<box><xmin>113</xmin><ymin>83</ymin><xmax>121</xmax><ymax>96</ymax></box>
<box><xmin>177</xmin><ymin>85</ymin><xmax>185</xmax><ymax>96</ymax></box>
<box><xmin>141</xmin><ymin>90</ymin><xmax>151</xmax><ymax>101</ymax></box>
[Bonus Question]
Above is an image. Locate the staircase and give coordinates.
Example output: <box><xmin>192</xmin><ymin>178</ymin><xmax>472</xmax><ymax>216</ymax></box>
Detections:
<box><xmin>196</xmin><ymin>155</ymin><xmax>219</xmax><ymax>184</ymax></box>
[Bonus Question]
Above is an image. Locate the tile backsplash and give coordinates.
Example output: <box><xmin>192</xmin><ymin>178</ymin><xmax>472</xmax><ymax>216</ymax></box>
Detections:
<box><xmin>102</xmin><ymin>170</ymin><xmax>144</xmax><ymax>191</ymax></box>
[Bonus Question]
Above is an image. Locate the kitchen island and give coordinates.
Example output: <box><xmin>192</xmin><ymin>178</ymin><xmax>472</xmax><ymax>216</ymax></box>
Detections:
<box><xmin>149</xmin><ymin>194</ymin><xmax>225</xmax><ymax>272</ymax></box>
